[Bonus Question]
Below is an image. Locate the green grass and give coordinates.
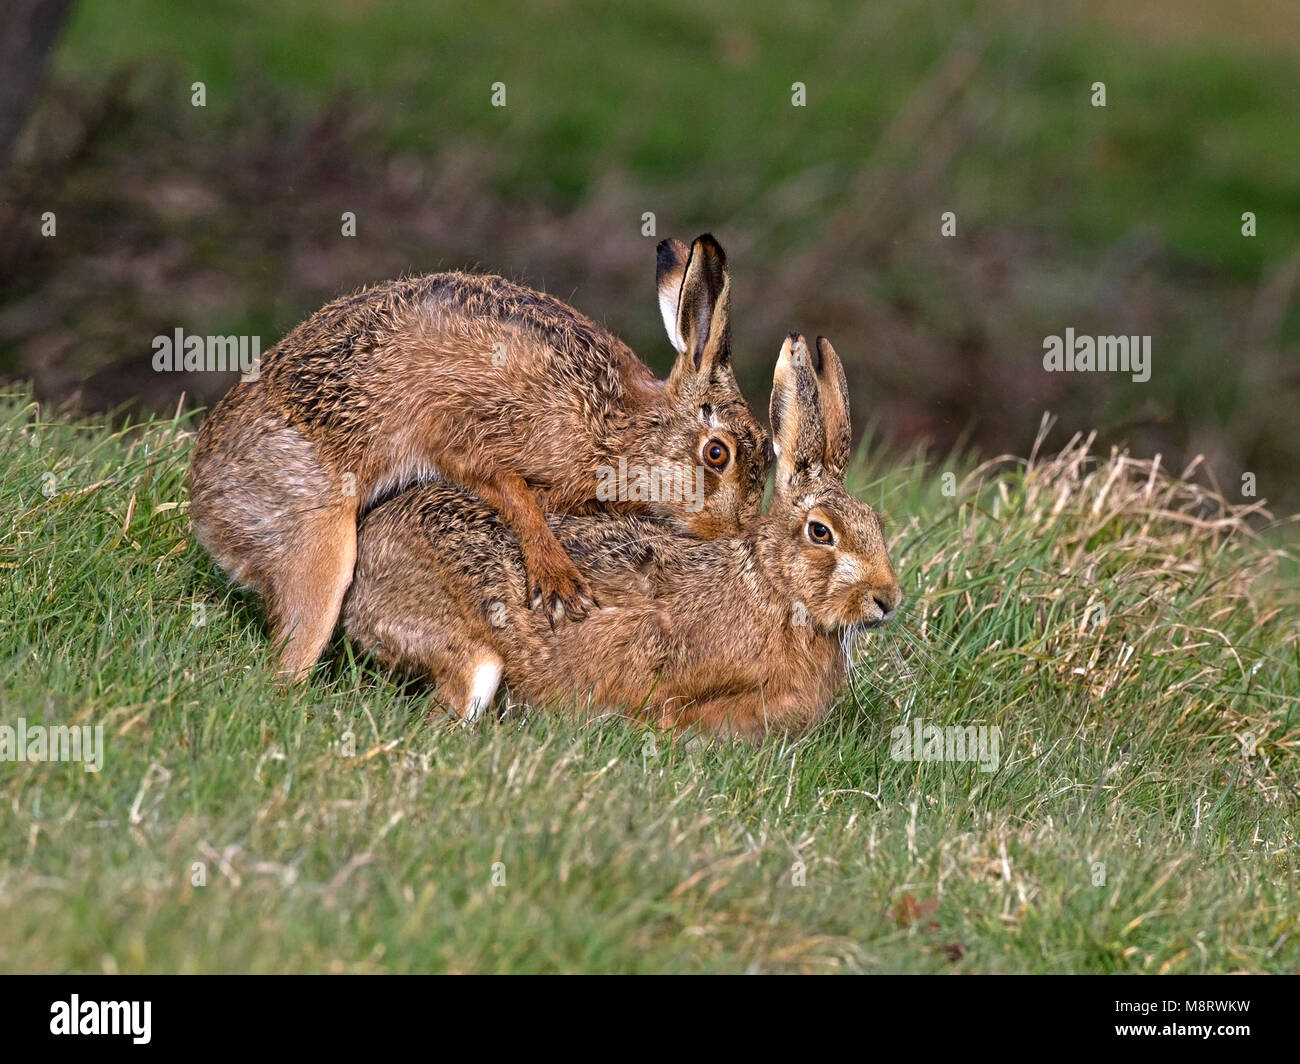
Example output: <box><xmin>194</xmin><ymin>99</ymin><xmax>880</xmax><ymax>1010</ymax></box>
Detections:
<box><xmin>1</xmin><ymin>392</ymin><xmax>1296</xmax><ymax>973</ymax></box>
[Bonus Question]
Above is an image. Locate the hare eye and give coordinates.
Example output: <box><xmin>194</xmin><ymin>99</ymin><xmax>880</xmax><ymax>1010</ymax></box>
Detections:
<box><xmin>806</xmin><ymin>520</ymin><xmax>835</xmax><ymax>546</ymax></box>
<box><xmin>703</xmin><ymin>438</ymin><xmax>730</xmax><ymax>471</ymax></box>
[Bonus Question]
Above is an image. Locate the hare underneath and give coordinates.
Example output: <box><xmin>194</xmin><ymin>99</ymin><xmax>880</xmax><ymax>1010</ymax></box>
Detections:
<box><xmin>342</xmin><ymin>334</ymin><xmax>901</xmax><ymax>739</ymax></box>
<box><xmin>189</xmin><ymin>235</ymin><xmax>769</xmax><ymax>679</ymax></box>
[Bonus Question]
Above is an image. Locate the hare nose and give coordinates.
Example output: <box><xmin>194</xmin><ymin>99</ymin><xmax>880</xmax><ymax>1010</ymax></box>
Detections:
<box><xmin>872</xmin><ymin>584</ymin><xmax>902</xmax><ymax>620</ymax></box>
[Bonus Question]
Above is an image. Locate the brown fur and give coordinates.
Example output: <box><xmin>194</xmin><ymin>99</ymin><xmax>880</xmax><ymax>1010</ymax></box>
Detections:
<box><xmin>342</xmin><ymin>334</ymin><xmax>901</xmax><ymax>740</ymax></box>
<box><xmin>189</xmin><ymin>235</ymin><xmax>769</xmax><ymax>677</ymax></box>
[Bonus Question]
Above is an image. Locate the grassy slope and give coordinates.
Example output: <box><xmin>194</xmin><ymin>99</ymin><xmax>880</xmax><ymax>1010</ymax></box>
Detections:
<box><xmin>1</xmin><ymin>392</ymin><xmax>1295</xmax><ymax>973</ymax></box>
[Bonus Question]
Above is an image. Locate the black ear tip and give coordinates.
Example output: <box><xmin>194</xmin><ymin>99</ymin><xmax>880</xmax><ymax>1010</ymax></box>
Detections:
<box><xmin>693</xmin><ymin>233</ymin><xmax>726</xmax><ymax>263</ymax></box>
<box><xmin>656</xmin><ymin>238</ymin><xmax>684</xmax><ymax>273</ymax></box>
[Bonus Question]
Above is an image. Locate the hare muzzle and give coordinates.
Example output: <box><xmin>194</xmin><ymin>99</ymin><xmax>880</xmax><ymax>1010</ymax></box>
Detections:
<box><xmin>851</xmin><ymin>579</ymin><xmax>902</xmax><ymax>628</ymax></box>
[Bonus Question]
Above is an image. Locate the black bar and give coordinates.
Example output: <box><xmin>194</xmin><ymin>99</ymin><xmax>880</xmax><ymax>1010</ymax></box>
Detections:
<box><xmin>1</xmin><ymin>974</ymin><xmax>1288</xmax><ymax>1052</ymax></box>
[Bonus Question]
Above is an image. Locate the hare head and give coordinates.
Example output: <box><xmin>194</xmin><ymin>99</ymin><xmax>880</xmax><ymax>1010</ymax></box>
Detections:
<box><xmin>760</xmin><ymin>333</ymin><xmax>901</xmax><ymax>633</ymax></box>
<box><xmin>647</xmin><ymin>234</ymin><xmax>770</xmax><ymax>537</ymax></box>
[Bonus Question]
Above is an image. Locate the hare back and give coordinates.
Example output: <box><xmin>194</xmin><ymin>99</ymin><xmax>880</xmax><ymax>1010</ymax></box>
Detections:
<box><xmin>261</xmin><ymin>273</ymin><xmax>650</xmax><ymax>424</ymax></box>
<box><xmin>244</xmin><ymin>273</ymin><xmax>654</xmax><ymax>498</ymax></box>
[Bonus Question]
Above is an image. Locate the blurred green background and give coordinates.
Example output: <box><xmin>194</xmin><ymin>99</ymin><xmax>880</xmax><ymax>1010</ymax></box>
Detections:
<box><xmin>2</xmin><ymin>0</ymin><xmax>1297</xmax><ymax>508</ymax></box>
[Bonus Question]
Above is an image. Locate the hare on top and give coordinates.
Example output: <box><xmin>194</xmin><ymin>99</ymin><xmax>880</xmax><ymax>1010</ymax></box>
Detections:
<box><xmin>189</xmin><ymin>235</ymin><xmax>770</xmax><ymax>678</ymax></box>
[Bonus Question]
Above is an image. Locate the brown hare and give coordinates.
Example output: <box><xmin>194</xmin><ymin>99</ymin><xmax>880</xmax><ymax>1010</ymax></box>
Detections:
<box><xmin>342</xmin><ymin>334</ymin><xmax>901</xmax><ymax>739</ymax></box>
<box><xmin>189</xmin><ymin>235</ymin><xmax>769</xmax><ymax>678</ymax></box>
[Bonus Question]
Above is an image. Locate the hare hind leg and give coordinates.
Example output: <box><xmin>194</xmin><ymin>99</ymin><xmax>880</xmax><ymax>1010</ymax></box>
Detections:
<box><xmin>268</xmin><ymin>504</ymin><xmax>357</xmax><ymax>680</ymax></box>
<box><xmin>341</xmin><ymin>563</ymin><xmax>503</xmax><ymax>720</ymax></box>
<box><xmin>350</xmin><ymin>610</ymin><xmax>504</xmax><ymax>722</ymax></box>
<box><xmin>190</xmin><ymin>390</ymin><xmax>358</xmax><ymax>680</ymax></box>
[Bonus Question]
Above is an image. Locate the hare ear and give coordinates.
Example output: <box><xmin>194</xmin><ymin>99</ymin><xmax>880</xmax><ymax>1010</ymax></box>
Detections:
<box><xmin>814</xmin><ymin>337</ymin><xmax>852</xmax><ymax>478</ymax></box>
<box><xmin>769</xmin><ymin>333</ymin><xmax>827</xmax><ymax>499</ymax></box>
<box><xmin>671</xmin><ymin>234</ymin><xmax>730</xmax><ymax>376</ymax></box>
<box><xmin>656</xmin><ymin>238</ymin><xmax>690</xmax><ymax>354</ymax></box>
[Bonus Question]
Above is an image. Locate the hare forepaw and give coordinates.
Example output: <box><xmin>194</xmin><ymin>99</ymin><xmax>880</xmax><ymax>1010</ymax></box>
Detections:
<box><xmin>525</xmin><ymin>550</ymin><xmax>597</xmax><ymax>625</ymax></box>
